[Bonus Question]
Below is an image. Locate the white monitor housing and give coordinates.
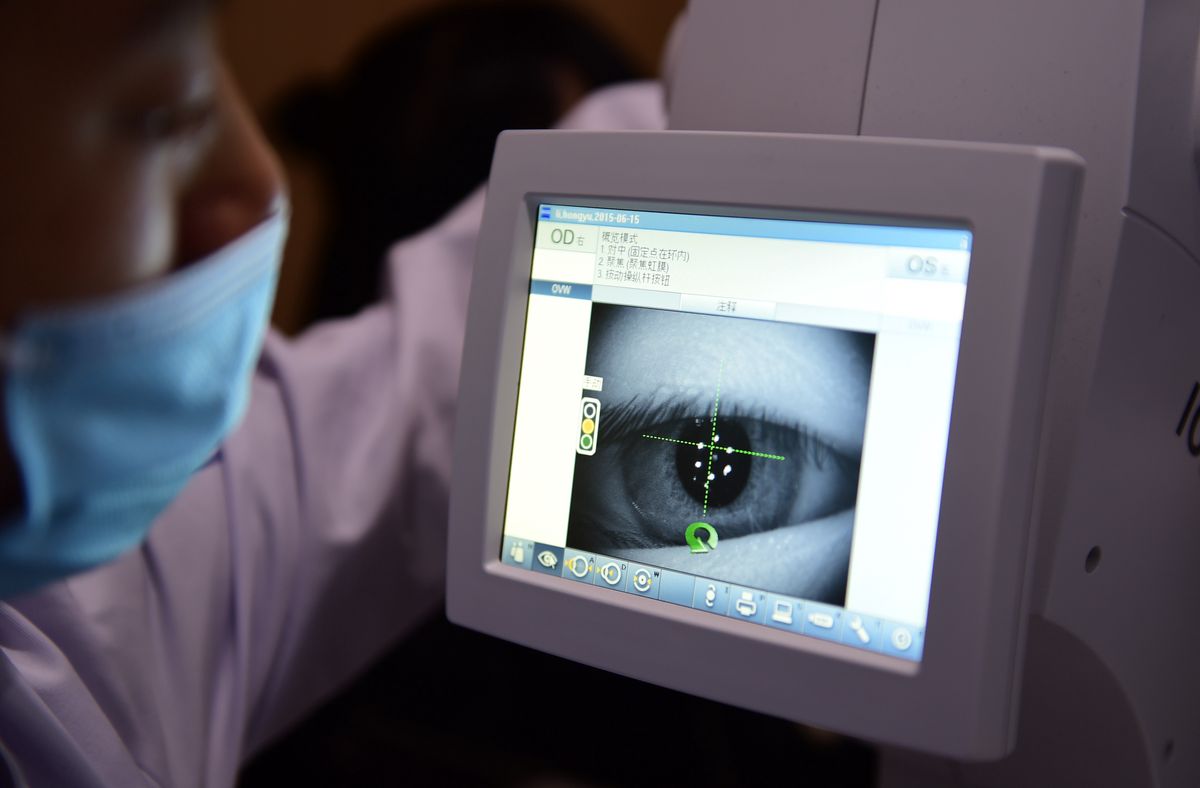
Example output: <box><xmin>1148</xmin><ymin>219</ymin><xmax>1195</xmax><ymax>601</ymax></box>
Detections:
<box><xmin>448</xmin><ymin>130</ymin><xmax>1082</xmax><ymax>760</ymax></box>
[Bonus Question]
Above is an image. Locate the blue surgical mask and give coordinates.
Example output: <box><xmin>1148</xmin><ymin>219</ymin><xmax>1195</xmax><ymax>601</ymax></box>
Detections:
<box><xmin>0</xmin><ymin>211</ymin><xmax>287</xmax><ymax>598</ymax></box>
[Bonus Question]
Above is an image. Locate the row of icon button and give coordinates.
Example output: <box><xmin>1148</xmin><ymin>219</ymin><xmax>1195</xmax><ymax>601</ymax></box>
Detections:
<box><xmin>501</xmin><ymin>537</ymin><xmax>923</xmax><ymax>661</ymax></box>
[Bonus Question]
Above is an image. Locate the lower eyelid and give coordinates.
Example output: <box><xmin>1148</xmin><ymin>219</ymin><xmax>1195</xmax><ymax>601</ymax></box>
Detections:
<box><xmin>571</xmin><ymin>504</ymin><xmax>662</xmax><ymax>549</ymax></box>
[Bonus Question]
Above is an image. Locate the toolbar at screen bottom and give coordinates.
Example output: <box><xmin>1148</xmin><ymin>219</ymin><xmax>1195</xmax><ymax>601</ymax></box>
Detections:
<box><xmin>502</xmin><ymin>537</ymin><xmax>924</xmax><ymax>662</ymax></box>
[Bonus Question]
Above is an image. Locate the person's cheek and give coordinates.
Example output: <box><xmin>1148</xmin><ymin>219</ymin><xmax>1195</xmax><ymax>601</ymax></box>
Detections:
<box><xmin>1</xmin><ymin>129</ymin><xmax>179</xmax><ymax>314</ymax></box>
<box><xmin>61</xmin><ymin>144</ymin><xmax>179</xmax><ymax>299</ymax></box>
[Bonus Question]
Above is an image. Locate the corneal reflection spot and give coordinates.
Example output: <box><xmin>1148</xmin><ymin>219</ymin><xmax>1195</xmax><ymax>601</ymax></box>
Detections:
<box><xmin>674</xmin><ymin>418</ymin><xmax>753</xmax><ymax>509</ymax></box>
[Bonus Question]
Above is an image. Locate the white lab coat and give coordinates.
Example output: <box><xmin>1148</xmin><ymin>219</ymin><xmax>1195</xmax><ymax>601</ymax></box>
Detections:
<box><xmin>0</xmin><ymin>82</ymin><xmax>665</xmax><ymax>787</ymax></box>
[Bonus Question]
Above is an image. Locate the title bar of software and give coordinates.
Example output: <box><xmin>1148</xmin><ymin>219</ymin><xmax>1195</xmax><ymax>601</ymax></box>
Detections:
<box><xmin>539</xmin><ymin>203</ymin><xmax>973</xmax><ymax>252</ymax></box>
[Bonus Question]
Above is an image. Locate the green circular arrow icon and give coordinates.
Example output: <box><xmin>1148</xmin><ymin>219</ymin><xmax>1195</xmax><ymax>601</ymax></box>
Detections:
<box><xmin>686</xmin><ymin>521</ymin><xmax>719</xmax><ymax>553</ymax></box>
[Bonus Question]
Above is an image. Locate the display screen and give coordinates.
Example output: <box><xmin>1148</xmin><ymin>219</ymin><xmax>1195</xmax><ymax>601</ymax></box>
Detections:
<box><xmin>499</xmin><ymin>202</ymin><xmax>973</xmax><ymax>663</ymax></box>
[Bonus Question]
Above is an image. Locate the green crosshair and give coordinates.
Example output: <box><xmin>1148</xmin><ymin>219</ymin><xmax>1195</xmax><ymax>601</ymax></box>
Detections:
<box><xmin>639</xmin><ymin>359</ymin><xmax>787</xmax><ymax>539</ymax></box>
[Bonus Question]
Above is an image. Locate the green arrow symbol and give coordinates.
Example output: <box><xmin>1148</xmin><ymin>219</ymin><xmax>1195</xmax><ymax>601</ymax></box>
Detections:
<box><xmin>685</xmin><ymin>521</ymin><xmax>719</xmax><ymax>553</ymax></box>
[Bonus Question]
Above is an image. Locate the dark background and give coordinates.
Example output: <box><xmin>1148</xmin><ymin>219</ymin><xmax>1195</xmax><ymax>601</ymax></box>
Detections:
<box><xmin>218</xmin><ymin>0</ymin><xmax>686</xmax><ymax>335</ymax></box>
<box><xmin>239</xmin><ymin>613</ymin><xmax>877</xmax><ymax>787</ymax></box>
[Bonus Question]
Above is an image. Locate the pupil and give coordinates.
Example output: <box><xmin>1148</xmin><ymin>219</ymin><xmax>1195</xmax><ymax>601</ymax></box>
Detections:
<box><xmin>673</xmin><ymin>417</ymin><xmax>753</xmax><ymax>509</ymax></box>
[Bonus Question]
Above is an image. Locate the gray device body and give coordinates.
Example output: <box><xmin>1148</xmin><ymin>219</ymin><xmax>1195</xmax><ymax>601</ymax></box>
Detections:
<box><xmin>668</xmin><ymin>2</ymin><xmax>1200</xmax><ymax>786</ymax></box>
<box><xmin>449</xmin><ymin>131</ymin><xmax>1081</xmax><ymax>757</ymax></box>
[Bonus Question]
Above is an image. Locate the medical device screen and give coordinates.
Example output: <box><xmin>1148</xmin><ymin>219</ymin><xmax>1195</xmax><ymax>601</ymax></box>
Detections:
<box><xmin>500</xmin><ymin>202</ymin><xmax>972</xmax><ymax>663</ymax></box>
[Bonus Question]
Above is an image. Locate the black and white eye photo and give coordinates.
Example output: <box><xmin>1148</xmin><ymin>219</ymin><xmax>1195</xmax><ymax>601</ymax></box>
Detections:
<box><xmin>566</xmin><ymin>304</ymin><xmax>875</xmax><ymax>604</ymax></box>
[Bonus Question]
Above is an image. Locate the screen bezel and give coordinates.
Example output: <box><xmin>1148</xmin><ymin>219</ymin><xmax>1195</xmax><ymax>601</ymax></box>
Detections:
<box><xmin>448</xmin><ymin>130</ymin><xmax>1081</xmax><ymax>759</ymax></box>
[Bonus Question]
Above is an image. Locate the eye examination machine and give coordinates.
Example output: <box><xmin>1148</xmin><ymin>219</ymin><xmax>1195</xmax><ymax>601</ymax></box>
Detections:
<box><xmin>447</xmin><ymin>2</ymin><xmax>1200</xmax><ymax>785</ymax></box>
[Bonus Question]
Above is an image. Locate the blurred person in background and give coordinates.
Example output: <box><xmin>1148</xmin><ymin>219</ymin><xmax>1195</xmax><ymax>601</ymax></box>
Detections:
<box><xmin>273</xmin><ymin>1</ymin><xmax>637</xmax><ymax>324</ymax></box>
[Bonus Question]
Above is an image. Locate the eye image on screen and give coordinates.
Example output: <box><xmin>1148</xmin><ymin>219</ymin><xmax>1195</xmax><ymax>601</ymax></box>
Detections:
<box><xmin>565</xmin><ymin>304</ymin><xmax>874</xmax><ymax>604</ymax></box>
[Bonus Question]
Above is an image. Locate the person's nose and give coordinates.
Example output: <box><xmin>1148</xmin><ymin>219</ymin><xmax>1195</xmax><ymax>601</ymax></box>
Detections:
<box><xmin>175</xmin><ymin>64</ymin><xmax>286</xmax><ymax>265</ymax></box>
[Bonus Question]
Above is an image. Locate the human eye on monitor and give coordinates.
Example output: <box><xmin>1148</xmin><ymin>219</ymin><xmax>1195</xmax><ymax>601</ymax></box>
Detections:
<box><xmin>586</xmin><ymin>402</ymin><xmax>858</xmax><ymax>544</ymax></box>
<box><xmin>565</xmin><ymin>304</ymin><xmax>874</xmax><ymax>605</ymax></box>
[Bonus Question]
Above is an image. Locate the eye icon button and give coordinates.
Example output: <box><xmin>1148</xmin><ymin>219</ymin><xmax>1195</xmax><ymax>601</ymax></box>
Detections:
<box><xmin>537</xmin><ymin>550</ymin><xmax>559</xmax><ymax>569</ymax></box>
<box><xmin>567</xmin><ymin>555</ymin><xmax>590</xmax><ymax>578</ymax></box>
<box><xmin>598</xmin><ymin>561</ymin><xmax>623</xmax><ymax>586</ymax></box>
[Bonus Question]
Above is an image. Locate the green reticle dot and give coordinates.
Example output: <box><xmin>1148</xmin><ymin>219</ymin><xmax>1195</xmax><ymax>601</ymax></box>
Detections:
<box><xmin>639</xmin><ymin>359</ymin><xmax>787</xmax><ymax>523</ymax></box>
